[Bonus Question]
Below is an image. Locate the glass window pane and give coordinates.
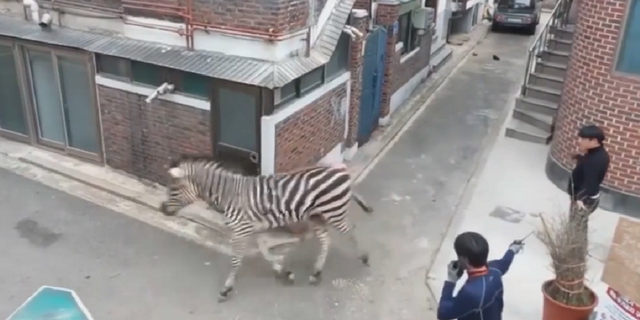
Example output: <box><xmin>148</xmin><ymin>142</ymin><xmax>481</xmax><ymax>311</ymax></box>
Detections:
<box><xmin>58</xmin><ymin>56</ymin><xmax>100</xmax><ymax>154</ymax></box>
<box><xmin>617</xmin><ymin>0</ymin><xmax>640</xmax><ymax>74</ymax></box>
<box><xmin>326</xmin><ymin>33</ymin><xmax>350</xmax><ymax>80</ymax></box>
<box><xmin>398</xmin><ymin>14</ymin><xmax>409</xmax><ymax>46</ymax></box>
<box><xmin>218</xmin><ymin>88</ymin><xmax>257</xmax><ymax>151</ymax></box>
<box><xmin>131</xmin><ymin>61</ymin><xmax>165</xmax><ymax>86</ymax></box>
<box><xmin>27</xmin><ymin>50</ymin><xmax>66</xmax><ymax>144</ymax></box>
<box><xmin>0</xmin><ymin>44</ymin><xmax>28</xmax><ymax>135</ymax></box>
<box><xmin>279</xmin><ymin>81</ymin><xmax>297</xmax><ymax>101</ymax></box>
<box><xmin>181</xmin><ymin>72</ymin><xmax>211</xmax><ymax>97</ymax></box>
<box><xmin>299</xmin><ymin>67</ymin><xmax>324</xmax><ymax>93</ymax></box>
<box><xmin>97</xmin><ymin>55</ymin><xmax>129</xmax><ymax>78</ymax></box>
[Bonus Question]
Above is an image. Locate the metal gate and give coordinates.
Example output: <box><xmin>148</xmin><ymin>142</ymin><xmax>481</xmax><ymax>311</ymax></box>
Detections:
<box><xmin>358</xmin><ymin>26</ymin><xmax>387</xmax><ymax>145</ymax></box>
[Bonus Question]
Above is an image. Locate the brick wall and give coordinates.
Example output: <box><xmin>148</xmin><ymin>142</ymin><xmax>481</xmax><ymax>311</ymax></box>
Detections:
<box><xmin>274</xmin><ymin>82</ymin><xmax>348</xmax><ymax>172</ymax></box>
<box><xmin>391</xmin><ymin>32</ymin><xmax>431</xmax><ymax>94</ymax></box>
<box><xmin>99</xmin><ymin>86</ymin><xmax>212</xmax><ymax>184</ymax></box>
<box><xmin>57</xmin><ymin>0</ymin><xmax>312</xmax><ymax>34</ymax></box>
<box><xmin>346</xmin><ymin>14</ymin><xmax>368</xmax><ymax>148</ymax></box>
<box><xmin>376</xmin><ymin>3</ymin><xmax>400</xmax><ymax>119</ymax></box>
<box><xmin>550</xmin><ymin>0</ymin><xmax>640</xmax><ymax>196</ymax></box>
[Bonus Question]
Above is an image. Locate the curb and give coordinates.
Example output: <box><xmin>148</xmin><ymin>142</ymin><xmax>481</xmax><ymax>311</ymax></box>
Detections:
<box><xmin>350</xmin><ymin>25</ymin><xmax>491</xmax><ymax>183</ymax></box>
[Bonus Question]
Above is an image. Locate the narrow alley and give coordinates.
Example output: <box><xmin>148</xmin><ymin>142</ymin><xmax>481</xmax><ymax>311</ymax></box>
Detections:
<box><xmin>0</xmin><ymin>27</ymin><xmax>537</xmax><ymax>320</ymax></box>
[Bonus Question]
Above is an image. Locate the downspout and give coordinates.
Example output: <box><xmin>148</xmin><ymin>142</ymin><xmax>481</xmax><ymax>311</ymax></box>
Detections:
<box><xmin>23</xmin><ymin>0</ymin><xmax>40</xmax><ymax>23</ymax></box>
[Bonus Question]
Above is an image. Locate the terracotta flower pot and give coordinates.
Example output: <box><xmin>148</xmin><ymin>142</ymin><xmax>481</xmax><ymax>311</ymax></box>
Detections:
<box><xmin>542</xmin><ymin>280</ymin><xmax>598</xmax><ymax>320</ymax></box>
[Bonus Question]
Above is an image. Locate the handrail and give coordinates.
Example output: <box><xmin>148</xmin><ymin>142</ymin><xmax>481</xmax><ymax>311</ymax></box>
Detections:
<box><xmin>520</xmin><ymin>0</ymin><xmax>572</xmax><ymax>96</ymax></box>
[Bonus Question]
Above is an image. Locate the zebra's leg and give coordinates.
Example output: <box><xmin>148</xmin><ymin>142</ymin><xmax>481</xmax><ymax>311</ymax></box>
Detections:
<box><xmin>309</xmin><ymin>219</ymin><xmax>330</xmax><ymax>285</ymax></box>
<box><xmin>256</xmin><ymin>234</ymin><xmax>295</xmax><ymax>285</ymax></box>
<box><xmin>325</xmin><ymin>213</ymin><xmax>369</xmax><ymax>266</ymax></box>
<box><xmin>219</xmin><ymin>231</ymin><xmax>250</xmax><ymax>302</ymax></box>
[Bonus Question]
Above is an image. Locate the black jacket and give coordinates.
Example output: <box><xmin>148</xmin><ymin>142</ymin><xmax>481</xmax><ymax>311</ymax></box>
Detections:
<box><xmin>568</xmin><ymin>145</ymin><xmax>610</xmax><ymax>201</ymax></box>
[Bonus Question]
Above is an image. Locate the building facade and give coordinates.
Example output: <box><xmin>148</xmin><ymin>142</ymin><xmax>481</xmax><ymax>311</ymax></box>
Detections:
<box><xmin>547</xmin><ymin>0</ymin><xmax>640</xmax><ymax>215</ymax></box>
<box><xmin>0</xmin><ymin>0</ymin><xmax>450</xmax><ymax>185</ymax></box>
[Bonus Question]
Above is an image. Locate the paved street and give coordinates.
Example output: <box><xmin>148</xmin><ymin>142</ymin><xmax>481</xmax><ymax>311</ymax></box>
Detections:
<box><xmin>0</xmin><ymin>27</ymin><xmax>537</xmax><ymax>320</ymax></box>
<box><xmin>352</xmin><ymin>27</ymin><xmax>536</xmax><ymax>318</ymax></box>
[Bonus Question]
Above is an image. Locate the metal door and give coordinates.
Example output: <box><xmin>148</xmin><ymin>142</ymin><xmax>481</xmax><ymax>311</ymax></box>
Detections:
<box><xmin>358</xmin><ymin>27</ymin><xmax>387</xmax><ymax>145</ymax></box>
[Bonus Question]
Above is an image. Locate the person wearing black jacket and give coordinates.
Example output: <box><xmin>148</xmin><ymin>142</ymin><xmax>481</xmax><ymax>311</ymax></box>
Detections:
<box><xmin>568</xmin><ymin>125</ymin><xmax>610</xmax><ymax>215</ymax></box>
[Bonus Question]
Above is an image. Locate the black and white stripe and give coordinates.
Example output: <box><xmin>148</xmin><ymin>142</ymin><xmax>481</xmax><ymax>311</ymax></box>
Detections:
<box><xmin>159</xmin><ymin>155</ymin><xmax>373</xmax><ymax>301</ymax></box>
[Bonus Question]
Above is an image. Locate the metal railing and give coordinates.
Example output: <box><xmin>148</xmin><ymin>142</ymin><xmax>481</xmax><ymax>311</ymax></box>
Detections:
<box><xmin>520</xmin><ymin>0</ymin><xmax>573</xmax><ymax>95</ymax></box>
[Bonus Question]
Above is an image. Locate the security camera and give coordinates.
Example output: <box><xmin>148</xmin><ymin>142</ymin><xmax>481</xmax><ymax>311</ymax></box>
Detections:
<box><xmin>39</xmin><ymin>12</ymin><xmax>52</xmax><ymax>28</ymax></box>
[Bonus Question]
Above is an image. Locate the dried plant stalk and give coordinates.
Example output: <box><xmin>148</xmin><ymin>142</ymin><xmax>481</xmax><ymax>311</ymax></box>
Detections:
<box><xmin>537</xmin><ymin>207</ymin><xmax>595</xmax><ymax>307</ymax></box>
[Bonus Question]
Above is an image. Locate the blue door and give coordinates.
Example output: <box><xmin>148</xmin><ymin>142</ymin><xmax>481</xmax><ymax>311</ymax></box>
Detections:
<box><xmin>358</xmin><ymin>27</ymin><xmax>387</xmax><ymax>145</ymax></box>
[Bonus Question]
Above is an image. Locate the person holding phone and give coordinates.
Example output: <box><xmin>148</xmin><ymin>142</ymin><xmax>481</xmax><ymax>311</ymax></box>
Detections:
<box><xmin>436</xmin><ymin>231</ymin><xmax>524</xmax><ymax>320</ymax></box>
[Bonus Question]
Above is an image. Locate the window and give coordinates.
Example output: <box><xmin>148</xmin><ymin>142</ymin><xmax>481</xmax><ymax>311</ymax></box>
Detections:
<box><xmin>26</xmin><ymin>49</ymin><xmax>101</xmax><ymax>154</ymax></box>
<box><xmin>274</xmin><ymin>35</ymin><xmax>351</xmax><ymax>107</ymax></box>
<box><xmin>0</xmin><ymin>44</ymin><xmax>28</xmax><ymax>135</ymax></box>
<box><xmin>131</xmin><ymin>61</ymin><xmax>167</xmax><ymax>86</ymax></box>
<box><xmin>397</xmin><ymin>12</ymin><xmax>419</xmax><ymax>54</ymax></box>
<box><xmin>326</xmin><ymin>33</ymin><xmax>350</xmax><ymax>80</ymax></box>
<box><xmin>96</xmin><ymin>54</ymin><xmax>212</xmax><ymax>98</ymax></box>
<box><xmin>300</xmin><ymin>67</ymin><xmax>324</xmax><ymax>93</ymax></box>
<box><xmin>96</xmin><ymin>55</ymin><xmax>129</xmax><ymax>78</ymax></box>
<box><xmin>616</xmin><ymin>0</ymin><xmax>640</xmax><ymax>75</ymax></box>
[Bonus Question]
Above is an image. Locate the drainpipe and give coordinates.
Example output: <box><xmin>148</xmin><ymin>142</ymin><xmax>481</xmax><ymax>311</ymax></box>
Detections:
<box><xmin>23</xmin><ymin>0</ymin><xmax>41</xmax><ymax>23</ymax></box>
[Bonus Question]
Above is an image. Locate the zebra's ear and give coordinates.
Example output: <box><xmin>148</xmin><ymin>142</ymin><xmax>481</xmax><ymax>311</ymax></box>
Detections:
<box><xmin>168</xmin><ymin>167</ymin><xmax>185</xmax><ymax>178</ymax></box>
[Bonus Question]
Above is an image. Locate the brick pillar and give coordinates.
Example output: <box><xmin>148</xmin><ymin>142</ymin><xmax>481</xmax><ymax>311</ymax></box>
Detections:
<box><xmin>376</xmin><ymin>1</ymin><xmax>400</xmax><ymax>123</ymax></box>
<box><xmin>354</xmin><ymin>0</ymin><xmax>370</xmax><ymax>11</ymax></box>
<box><xmin>346</xmin><ymin>10</ymin><xmax>369</xmax><ymax>151</ymax></box>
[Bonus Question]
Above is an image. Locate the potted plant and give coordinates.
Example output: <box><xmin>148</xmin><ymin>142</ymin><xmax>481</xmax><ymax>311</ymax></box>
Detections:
<box><xmin>537</xmin><ymin>208</ymin><xmax>598</xmax><ymax>320</ymax></box>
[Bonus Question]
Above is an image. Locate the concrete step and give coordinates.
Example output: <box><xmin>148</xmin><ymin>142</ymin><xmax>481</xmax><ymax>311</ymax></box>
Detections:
<box><xmin>528</xmin><ymin>72</ymin><xmax>564</xmax><ymax>91</ymax></box>
<box><xmin>534</xmin><ymin>60</ymin><xmax>567</xmax><ymax>79</ymax></box>
<box><xmin>548</xmin><ymin>38</ymin><xmax>572</xmax><ymax>52</ymax></box>
<box><xmin>540</xmin><ymin>50</ymin><xmax>570</xmax><ymax>65</ymax></box>
<box><xmin>523</xmin><ymin>84</ymin><xmax>562</xmax><ymax>104</ymax></box>
<box><xmin>505</xmin><ymin>118</ymin><xmax>550</xmax><ymax>145</ymax></box>
<box><xmin>515</xmin><ymin>96</ymin><xmax>559</xmax><ymax>116</ymax></box>
<box><xmin>550</xmin><ymin>25</ymin><xmax>575</xmax><ymax>40</ymax></box>
<box><xmin>513</xmin><ymin>107</ymin><xmax>553</xmax><ymax>132</ymax></box>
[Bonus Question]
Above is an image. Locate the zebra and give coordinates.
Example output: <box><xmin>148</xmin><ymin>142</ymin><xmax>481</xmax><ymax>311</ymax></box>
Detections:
<box><xmin>159</xmin><ymin>154</ymin><xmax>374</xmax><ymax>301</ymax></box>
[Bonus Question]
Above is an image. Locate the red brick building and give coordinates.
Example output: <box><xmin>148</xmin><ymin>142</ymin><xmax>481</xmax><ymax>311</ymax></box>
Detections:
<box><xmin>0</xmin><ymin>0</ymin><xmax>447</xmax><ymax>184</ymax></box>
<box><xmin>546</xmin><ymin>0</ymin><xmax>640</xmax><ymax>215</ymax></box>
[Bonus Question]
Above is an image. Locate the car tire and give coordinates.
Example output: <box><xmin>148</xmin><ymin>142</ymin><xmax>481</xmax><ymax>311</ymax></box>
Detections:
<box><xmin>491</xmin><ymin>23</ymin><xmax>499</xmax><ymax>32</ymax></box>
<box><xmin>526</xmin><ymin>25</ymin><xmax>536</xmax><ymax>35</ymax></box>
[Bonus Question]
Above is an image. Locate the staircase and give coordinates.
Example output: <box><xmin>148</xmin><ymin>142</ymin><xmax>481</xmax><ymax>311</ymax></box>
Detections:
<box><xmin>505</xmin><ymin>0</ymin><xmax>574</xmax><ymax>144</ymax></box>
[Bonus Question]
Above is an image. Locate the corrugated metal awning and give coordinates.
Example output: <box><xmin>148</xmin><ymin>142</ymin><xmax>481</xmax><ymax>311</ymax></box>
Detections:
<box><xmin>0</xmin><ymin>0</ymin><xmax>354</xmax><ymax>88</ymax></box>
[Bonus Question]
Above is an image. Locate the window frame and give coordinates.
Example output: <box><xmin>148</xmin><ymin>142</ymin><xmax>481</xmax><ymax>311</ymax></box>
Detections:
<box><xmin>95</xmin><ymin>55</ymin><xmax>212</xmax><ymax>99</ymax></box>
<box><xmin>397</xmin><ymin>12</ymin><xmax>420</xmax><ymax>55</ymax></box>
<box><xmin>613</xmin><ymin>0</ymin><xmax>640</xmax><ymax>77</ymax></box>
<box><xmin>0</xmin><ymin>39</ymin><xmax>31</xmax><ymax>142</ymax></box>
<box><xmin>16</xmin><ymin>40</ymin><xmax>104</xmax><ymax>163</ymax></box>
<box><xmin>325</xmin><ymin>32</ymin><xmax>351</xmax><ymax>81</ymax></box>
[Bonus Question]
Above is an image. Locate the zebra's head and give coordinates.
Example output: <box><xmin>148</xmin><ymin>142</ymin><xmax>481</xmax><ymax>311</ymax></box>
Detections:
<box><xmin>159</xmin><ymin>156</ymin><xmax>210</xmax><ymax>216</ymax></box>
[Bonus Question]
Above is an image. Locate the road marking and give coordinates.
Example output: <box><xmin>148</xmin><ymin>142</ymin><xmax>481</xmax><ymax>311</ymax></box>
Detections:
<box><xmin>6</xmin><ymin>286</ymin><xmax>94</xmax><ymax>320</ymax></box>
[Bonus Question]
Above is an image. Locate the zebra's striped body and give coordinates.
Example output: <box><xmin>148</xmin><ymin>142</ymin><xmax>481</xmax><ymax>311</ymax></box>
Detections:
<box><xmin>159</xmin><ymin>155</ymin><xmax>373</xmax><ymax>301</ymax></box>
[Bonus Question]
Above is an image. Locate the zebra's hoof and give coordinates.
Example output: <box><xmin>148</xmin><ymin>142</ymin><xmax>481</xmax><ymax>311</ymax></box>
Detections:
<box><xmin>217</xmin><ymin>287</ymin><xmax>232</xmax><ymax>303</ymax></box>
<box><xmin>309</xmin><ymin>271</ymin><xmax>322</xmax><ymax>285</ymax></box>
<box><xmin>359</xmin><ymin>254</ymin><xmax>370</xmax><ymax>266</ymax></box>
<box><xmin>276</xmin><ymin>270</ymin><xmax>295</xmax><ymax>285</ymax></box>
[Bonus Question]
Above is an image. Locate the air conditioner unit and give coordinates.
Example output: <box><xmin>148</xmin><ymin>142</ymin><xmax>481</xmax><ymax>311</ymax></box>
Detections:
<box><xmin>412</xmin><ymin>7</ymin><xmax>435</xmax><ymax>30</ymax></box>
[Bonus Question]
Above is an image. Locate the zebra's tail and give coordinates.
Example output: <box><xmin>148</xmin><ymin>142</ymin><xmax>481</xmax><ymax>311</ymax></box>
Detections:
<box><xmin>352</xmin><ymin>191</ymin><xmax>374</xmax><ymax>214</ymax></box>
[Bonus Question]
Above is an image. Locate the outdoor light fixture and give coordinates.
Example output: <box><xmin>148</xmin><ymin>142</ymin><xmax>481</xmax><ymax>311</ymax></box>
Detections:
<box><xmin>145</xmin><ymin>82</ymin><xmax>175</xmax><ymax>103</ymax></box>
<box><xmin>39</xmin><ymin>12</ymin><xmax>52</xmax><ymax>28</ymax></box>
<box><xmin>342</xmin><ymin>25</ymin><xmax>364</xmax><ymax>39</ymax></box>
